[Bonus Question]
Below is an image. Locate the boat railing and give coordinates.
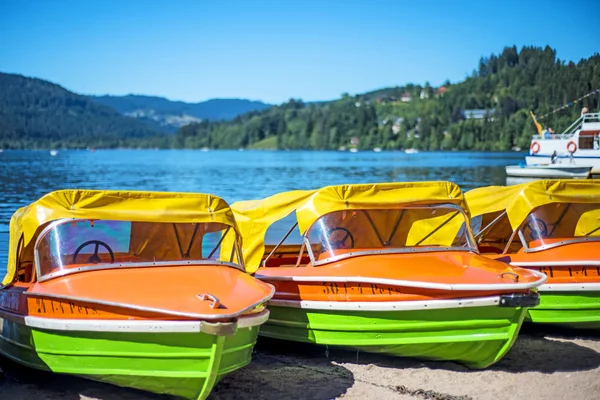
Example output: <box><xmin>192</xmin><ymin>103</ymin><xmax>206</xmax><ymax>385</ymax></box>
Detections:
<box><xmin>532</xmin><ymin>113</ymin><xmax>600</xmax><ymax>141</ymax></box>
<box><xmin>582</xmin><ymin>112</ymin><xmax>600</xmax><ymax>123</ymax></box>
<box><xmin>532</xmin><ymin>133</ymin><xmax>574</xmax><ymax>140</ymax></box>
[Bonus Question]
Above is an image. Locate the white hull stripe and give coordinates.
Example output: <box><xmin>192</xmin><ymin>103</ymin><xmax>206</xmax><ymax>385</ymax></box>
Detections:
<box><xmin>512</xmin><ymin>261</ymin><xmax>600</xmax><ymax>267</ymax></box>
<box><xmin>268</xmin><ymin>296</ymin><xmax>502</xmax><ymax>311</ymax></box>
<box><xmin>255</xmin><ymin>272</ymin><xmax>547</xmax><ymax>291</ymax></box>
<box><xmin>15</xmin><ymin>309</ymin><xmax>270</xmax><ymax>333</ymax></box>
<box><xmin>237</xmin><ymin>309</ymin><xmax>270</xmax><ymax>328</ymax></box>
<box><xmin>538</xmin><ymin>283</ymin><xmax>600</xmax><ymax>292</ymax></box>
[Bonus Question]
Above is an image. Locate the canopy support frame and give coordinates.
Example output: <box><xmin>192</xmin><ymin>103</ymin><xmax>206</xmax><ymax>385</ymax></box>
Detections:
<box><xmin>262</xmin><ymin>221</ymin><xmax>299</xmax><ymax>268</ymax></box>
<box><xmin>474</xmin><ymin>210</ymin><xmax>507</xmax><ymax>242</ymax></box>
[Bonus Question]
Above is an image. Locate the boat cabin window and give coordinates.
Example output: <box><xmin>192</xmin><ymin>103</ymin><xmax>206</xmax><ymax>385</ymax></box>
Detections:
<box><xmin>262</xmin><ymin>213</ymin><xmax>313</xmax><ymax>268</ymax></box>
<box><xmin>471</xmin><ymin>211</ymin><xmax>522</xmax><ymax>254</ymax></box>
<box><xmin>516</xmin><ymin>203</ymin><xmax>600</xmax><ymax>250</ymax></box>
<box><xmin>262</xmin><ymin>205</ymin><xmax>474</xmax><ymax>267</ymax></box>
<box><xmin>579</xmin><ymin>135</ymin><xmax>595</xmax><ymax>150</ymax></box>
<box><xmin>15</xmin><ymin>234</ymin><xmax>35</xmax><ymax>282</ymax></box>
<box><xmin>35</xmin><ymin>219</ymin><xmax>241</xmax><ymax>278</ymax></box>
<box><xmin>579</xmin><ymin>131</ymin><xmax>600</xmax><ymax>150</ymax></box>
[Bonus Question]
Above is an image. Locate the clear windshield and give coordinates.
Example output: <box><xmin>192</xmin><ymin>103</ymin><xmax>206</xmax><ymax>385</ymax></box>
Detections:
<box><xmin>35</xmin><ymin>219</ymin><xmax>241</xmax><ymax>277</ymax></box>
<box><xmin>305</xmin><ymin>206</ymin><xmax>473</xmax><ymax>261</ymax></box>
<box><xmin>518</xmin><ymin>203</ymin><xmax>600</xmax><ymax>249</ymax></box>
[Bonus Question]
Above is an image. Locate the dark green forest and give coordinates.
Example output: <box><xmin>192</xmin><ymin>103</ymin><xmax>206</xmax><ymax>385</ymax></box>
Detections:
<box><xmin>1</xmin><ymin>46</ymin><xmax>599</xmax><ymax>150</ymax></box>
<box><xmin>175</xmin><ymin>46</ymin><xmax>600</xmax><ymax>151</ymax></box>
<box><xmin>0</xmin><ymin>73</ymin><xmax>169</xmax><ymax>149</ymax></box>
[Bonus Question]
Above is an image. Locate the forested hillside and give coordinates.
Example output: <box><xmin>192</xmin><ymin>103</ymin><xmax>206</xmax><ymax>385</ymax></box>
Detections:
<box><xmin>2</xmin><ymin>46</ymin><xmax>598</xmax><ymax>150</ymax></box>
<box><xmin>175</xmin><ymin>46</ymin><xmax>600</xmax><ymax>151</ymax></box>
<box><xmin>0</xmin><ymin>73</ymin><xmax>167</xmax><ymax>149</ymax></box>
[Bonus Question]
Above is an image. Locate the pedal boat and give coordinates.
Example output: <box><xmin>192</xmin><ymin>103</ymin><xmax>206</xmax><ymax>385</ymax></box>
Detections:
<box><xmin>466</xmin><ymin>179</ymin><xmax>600</xmax><ymax>329</ymax></box>
<box><xmin>228</xmin><ymin>182</ymin><xmax>546</xmax><ymax>368</ymax></box>
<box><xmin>0</xmin><ymin>190</ymin><xmax>274</xmax><ymax>399</ymax></box>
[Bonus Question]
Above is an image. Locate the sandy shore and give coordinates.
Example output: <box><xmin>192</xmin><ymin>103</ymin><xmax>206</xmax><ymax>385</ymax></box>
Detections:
<box><xmin>1</xmin><ymin>326</ymin><xmax>599</xmax><ymax>400</ymax></box>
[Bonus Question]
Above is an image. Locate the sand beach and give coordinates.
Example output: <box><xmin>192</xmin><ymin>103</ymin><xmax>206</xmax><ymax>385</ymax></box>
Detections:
<box><xmin>1</xmin><ymin>326</ymin><xmax>599</xmax><ymax>400</ymax></box>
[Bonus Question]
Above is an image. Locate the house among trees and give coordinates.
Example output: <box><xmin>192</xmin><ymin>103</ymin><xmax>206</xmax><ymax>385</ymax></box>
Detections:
<box><xmin>400</xmin><ymin>93</ymin><xmax>412</xmax><ymax>102</ymax></box>
<box><xmin>462</xmin><ymin>108</ymin><xmax>495</xmax><ymax>120</ymax></box>
<box><xmin>436</xmin><ymin>86</ymin><xmax>448</xmax><ymax>96</ymax></box>
<box><xmin>391</xmin><ymin>117</ymin><xmax>404</xmax><ymax>134</ymax></box>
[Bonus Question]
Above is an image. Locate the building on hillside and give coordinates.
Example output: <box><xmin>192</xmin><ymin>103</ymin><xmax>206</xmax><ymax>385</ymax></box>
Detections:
<box><xmin>391</xmin><ymin>117</ymin><xmax>404</xmax><ymax>134</ymax></box>
<box><xmin>462</xmin><ymin>108</ymin><xmax>495</xmax><ymax>121</ymax></box>
<box><xmin>420</xmin><ymin>90</ymin><xmax>429</xmax><ymax>99</ymax></box>
<box><xmin>400</xmin><ymin>93</ymin><xmax>412</xmax><ymax>102</ymax></box>
<box><xmin>436</xmin><ymin>86</ymin><xmax>448</xmax><ymax>96</ymax></box>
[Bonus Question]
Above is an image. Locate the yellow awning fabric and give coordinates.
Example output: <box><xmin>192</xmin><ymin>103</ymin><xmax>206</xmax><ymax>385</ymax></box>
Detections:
<box><xmin>295</xmin><ymin>181</ymin><xmax>465</xmax><ymax>233</ymax></box>
<box><xmin>4</xmin><ymin>189</ymin><xmax>237</xmax><ymax>285</ymax></box>
<box><xmin>465</xmin><ymin>180</ymin><xmax>600</xmax><ymax>230</ymax></box>
<box><xmin>231</xmin><ymin>181</ymin><xmax>466</xmax><ymax>272</ymax></box>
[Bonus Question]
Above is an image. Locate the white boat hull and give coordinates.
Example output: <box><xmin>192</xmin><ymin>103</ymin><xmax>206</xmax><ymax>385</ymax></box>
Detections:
<box><xmin>505</xmin><ymin>164</ymin><xmax>592</xmax><ymax>178</ymax></box>
<box><xmin>527</xmin><ymin>113</ymin><xmax>600</xmax><ymax>174</ymax></box>
<box><xmin>526</xmin><ymin>156</ymin><xmax>600</xmax><ymax>174</ymax></box>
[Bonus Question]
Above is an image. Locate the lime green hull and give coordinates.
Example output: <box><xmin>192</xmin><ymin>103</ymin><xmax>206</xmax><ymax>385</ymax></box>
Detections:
<box><xmin>261</xmin><ymin>305</ymin><xmax>528</xmax><ymax>369</ymax></box>
<box><xmin>526</xmin><ymin>291</ymin><xmax>600</xmax><ymax>329</ymax></box>
<box><xmin>0</xmin><ymin>318</ymin><xmax>260</xmax><ymax>399</ymax></box>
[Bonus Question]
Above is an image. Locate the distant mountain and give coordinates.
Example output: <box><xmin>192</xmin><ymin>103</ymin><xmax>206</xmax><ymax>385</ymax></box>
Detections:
<box><xmin>0</xmin><ymin>73</ymin><xmax>166</xmax><ymax>149</ymax></box>
<box><xmin>92</xmin><ymin>94</ymin><xmax>272</xmax><ymax>130</ymax></box>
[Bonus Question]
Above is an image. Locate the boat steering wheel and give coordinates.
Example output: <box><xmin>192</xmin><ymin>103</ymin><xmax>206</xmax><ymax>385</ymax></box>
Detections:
<box><xmin>324</xmin><ymin>227</ymin><xmax>355</xmax><ymax>250</ymax></box>
<box><xmin>525</xmin><ymin>219</ymin><xmax>548</xmax><ymax>241</ymax></box>
<box><xmin>73</xmin><ymin>240</ymin><xmax>115</xmax><ymax>264</ymax></box>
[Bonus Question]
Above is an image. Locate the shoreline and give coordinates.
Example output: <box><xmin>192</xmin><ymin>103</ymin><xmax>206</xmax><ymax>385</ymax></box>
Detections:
<box><xmin>0</xmin><ymin>148</ymin><xmax>528</xmax><ymax>153</ymax></box>
<box><xmin>1</xmin><ymin>326</ymin><xmax>599</xmax><ymax>400</ymax></box>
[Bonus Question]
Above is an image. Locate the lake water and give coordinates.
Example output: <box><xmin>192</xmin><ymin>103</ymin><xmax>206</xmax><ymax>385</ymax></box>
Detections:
<box><xmin>0</xmin><ymin>149</ymin><xmax>524</xmax><ymax>277</ymax></box>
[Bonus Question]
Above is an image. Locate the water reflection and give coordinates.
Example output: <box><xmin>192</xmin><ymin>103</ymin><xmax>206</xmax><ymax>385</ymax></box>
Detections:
<box><xmin>0</xmin><ymin>150</ymin><xmax>523</xmax><ymax>274</ymax></box>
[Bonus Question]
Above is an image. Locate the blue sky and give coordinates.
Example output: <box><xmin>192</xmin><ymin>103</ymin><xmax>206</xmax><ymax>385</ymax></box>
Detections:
<box><xmin>1</xmin><ymin>0</ymin><xmax>598</xmax><ymax>104</ymax></box>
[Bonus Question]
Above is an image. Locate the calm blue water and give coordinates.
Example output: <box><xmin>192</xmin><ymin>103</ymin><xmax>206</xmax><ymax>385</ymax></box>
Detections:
<box><xmin>0</xmin><ymin>149</ymin><xmax>524</xmax><ymax>277</ymax></box>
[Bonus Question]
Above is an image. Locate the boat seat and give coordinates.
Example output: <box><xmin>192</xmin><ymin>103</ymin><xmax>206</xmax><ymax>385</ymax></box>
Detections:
<box><xmin>263</xmin><ymin>256</ymin><xmax>311</xmax><ymax>268</ymax></box>
<box><xmin>17</xmin><ymin>261</ymin><xmax>34</xmax><ymax>282</ymax></box>
<box><xmin>478</xmin><ymin>245</ymin><xmax>503</xmax><ymax>254</ymax></box>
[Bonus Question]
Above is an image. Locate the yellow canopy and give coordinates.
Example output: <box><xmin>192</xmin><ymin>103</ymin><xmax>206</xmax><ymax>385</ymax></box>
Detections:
<box><xmin>466</xmin><ymin>180</ymin><xmax>600</xmax><ymax>230</ymax></box>
<box><xmin>4</xmin><ymin>189</ymin><xmax>237</xmax><ymax>285</ymax></box>
<box><xmin>295</xmin><ymin>181</ymin><xmax>466</xmax><ymax>233</ymax></box>
<box><xmin>231</xmin><ymin>181</ymin><xmax>466</xmax><ymax>272</ymax></box>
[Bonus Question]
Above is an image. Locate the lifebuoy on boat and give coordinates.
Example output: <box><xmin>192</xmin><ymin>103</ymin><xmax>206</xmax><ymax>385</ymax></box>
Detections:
<box><xmin>567</xmin><ymin>141</ymin><xmax>577</xmax><ymax>153</ymax></box>
<box><xmin>530</xmin><ymin>141</ymin><xmax>541</xmax><ymax>154</ymax></box>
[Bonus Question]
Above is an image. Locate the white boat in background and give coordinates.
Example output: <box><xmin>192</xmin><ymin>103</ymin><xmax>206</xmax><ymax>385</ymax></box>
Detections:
<box><xmin>526</xmin><ymin>112</ymin><xmax>600</xmax><ymax>174</ymax></box>
<box><xmin>505</xmin><ymin>164</ymin><xmax>592</xmax><ymax>178</ymax></box>
<box><xmin>373</xmin><ymin>147</ymin><xmax>382</xmax><ymax>152</ymax></box>
<box><xmin>49</xmin><ymin>150</ymin><xmax>58</xmax><ymax>156</ymax></box>
<box><xmin>405</xmin><ymin>148</ymin><xmax>419</xmax><ymax>154</ymax></box>
<box><xmin>349</xmin><ymin>147</ymin><xmax>358</xmax><ymax>153</ymax></box>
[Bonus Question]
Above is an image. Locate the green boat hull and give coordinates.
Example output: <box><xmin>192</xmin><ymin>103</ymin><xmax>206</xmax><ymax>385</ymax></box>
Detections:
<box><xmin>0</xmin><ymin>318</ymin><xmax>260</xmax><ymax>399</ymax></box>
<box><xmin>260</xmin><ymin>304</ymin><xmax>528</xmax><ymax>369</ymax></box>
<box><xmin>526</xmin><ymin>291</ymin><xmax>600</xmax><ymax>329</ymax></box>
